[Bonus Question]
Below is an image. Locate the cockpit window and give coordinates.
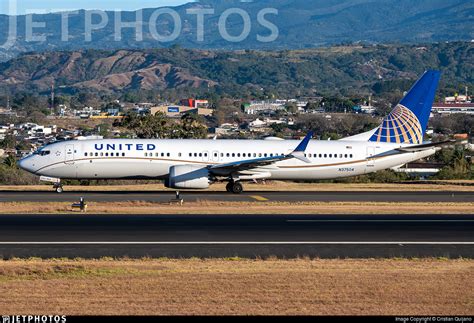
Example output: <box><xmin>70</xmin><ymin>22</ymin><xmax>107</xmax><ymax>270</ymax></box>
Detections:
<box><xmin>38</xmin><ymin>150</ymin><xmax>50</xmax><ymax>156</ymax></box>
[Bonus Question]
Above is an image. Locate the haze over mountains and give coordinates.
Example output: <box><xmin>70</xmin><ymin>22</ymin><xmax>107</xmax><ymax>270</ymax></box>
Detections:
<box><xmin>0</xmin><ymin>0</ymin><xmax>473</xmax><ymax>62</ymax></box>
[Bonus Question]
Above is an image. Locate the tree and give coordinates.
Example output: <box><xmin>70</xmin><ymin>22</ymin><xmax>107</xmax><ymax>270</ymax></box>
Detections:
<box><xmin>3</xmin><ymin>154</ymin><xmax>17</xmax><ymax>168</ymax></box>
<box><xmin>285</xmin><ymin>102</ymin><xmax>298</xmax><ymax>114</ymax></box>
<box><xmin>0</xmin><ymin>134</ymin><xmax>16</xmax><ymax>149</ymax></box>
<box><xmin>179</xmin><ymin>114</ymin><xmax>207</xmax><ymax>139</ymax></box>
<box><xmin>121</xmin><ymin>112</ymin><xmax>171</xmax><ymax>139</ymax></box>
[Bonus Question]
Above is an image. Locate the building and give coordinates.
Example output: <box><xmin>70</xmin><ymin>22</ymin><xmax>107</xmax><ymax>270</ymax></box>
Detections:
<box><xmin>150</xmin><ymin>105</ymin><xmax>213</xmax><ymax>117</ymax></box>
<box><xmin>213</xmin><ymin>123</ymin><xmax>240</xmax><ymax>136</ymax></box>
<box><xmin>243</xmin><ymin>100</ymin><xmax>287</xmax><ymax>115</ymax></box>
<box><xmin>432</xmin><ymin>90</ymin><xmax>474</xmax><ymax>114</ymax></box>
<box><xmin>432</xmin><ymin>103</ymin><xmax>474</xmax><ymax>115</ymax></box>
<box><xmin>74</xmin><ymin>107</ymin><xmax>102</xmax><ymax>119</ymax></box>
<box><xmin>180</xmin><ymin>99</ymin><xmax>210</xmax><ymax>109</ymax></box>
<box><xmin>353</xmin><ymin>104</ymin><xmax>376</xmax><ymax>114</ymax></box>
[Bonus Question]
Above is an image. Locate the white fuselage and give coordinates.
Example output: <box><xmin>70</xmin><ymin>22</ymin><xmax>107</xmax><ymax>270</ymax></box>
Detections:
<box><xmin>18</xmin><ymin>139</ymin><xmax>436</xmax><ymax>181</ymax></box>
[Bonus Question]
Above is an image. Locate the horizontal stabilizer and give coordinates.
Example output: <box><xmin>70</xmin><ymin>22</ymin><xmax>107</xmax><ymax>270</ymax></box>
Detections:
<box><xmin>395</xmin><ymin>140</ymin><xmax>456</xmax><ymax>153</ymax></box>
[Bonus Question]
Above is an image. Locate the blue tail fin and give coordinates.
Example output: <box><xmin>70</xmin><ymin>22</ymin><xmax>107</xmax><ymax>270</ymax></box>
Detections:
<box><xmin>369</xmin><ymin>70</ymin><xmax>441</xmax><ymax>145</ymax></box>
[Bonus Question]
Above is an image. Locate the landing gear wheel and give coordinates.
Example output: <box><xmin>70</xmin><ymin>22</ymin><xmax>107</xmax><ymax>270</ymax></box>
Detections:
<box><xmin>226</xmin><ymin>182</ymin><xmax>233</xmax><ymax>192</ymax></box>
<box><xmin>231</xmin><ymin>181</ymin><xmax>243</xmax><ymax>194</ymax></box>
<box><xmin>55</xmin><ymin>185</ymin><xmax>64</xmax><ymax>194</ymax></box>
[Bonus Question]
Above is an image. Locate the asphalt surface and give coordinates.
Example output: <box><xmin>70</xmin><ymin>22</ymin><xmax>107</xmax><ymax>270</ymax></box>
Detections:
<box><xmin>0</xmin><ymin>190</ymin><xmax>473</xmax><ymax>203</ymax></box>
<box><xmin>0</xmin><ymin>214</ymin><xmax>472</xmax><ymax>259</ymax></box>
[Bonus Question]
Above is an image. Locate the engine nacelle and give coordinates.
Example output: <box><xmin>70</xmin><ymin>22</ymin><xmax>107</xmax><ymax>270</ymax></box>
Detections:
<box><xmin>165</xmin><ymin>165</ymin><xmax>210</xmax><ymax>189</ymax></box>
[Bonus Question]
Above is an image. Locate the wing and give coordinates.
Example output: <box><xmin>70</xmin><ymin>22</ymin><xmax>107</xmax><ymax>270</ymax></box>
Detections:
<box><xmin>209</xmin><ymin>132</ymin><xmax>314</xmax><ymax>176</ymax></box>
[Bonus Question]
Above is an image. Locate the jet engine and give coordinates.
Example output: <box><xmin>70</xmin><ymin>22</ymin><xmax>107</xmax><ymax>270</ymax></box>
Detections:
<box><xmin>165</xmin><ymin>165</ymin><xmax>210</xmax><ymax>189</ymax></box>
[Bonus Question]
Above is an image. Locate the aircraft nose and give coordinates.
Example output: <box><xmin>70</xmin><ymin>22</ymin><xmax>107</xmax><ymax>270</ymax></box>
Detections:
<box><xmin>18</xmin><ymin>157</ymin><xmax>35</xmax><ymax>173</ymax></box>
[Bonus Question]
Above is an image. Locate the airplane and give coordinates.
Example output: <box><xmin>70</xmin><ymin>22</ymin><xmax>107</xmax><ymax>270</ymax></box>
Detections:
<box><xmin>18</xmin><ymin>70</ymin><xmax>452</xmax><ymax>194</ymax></box>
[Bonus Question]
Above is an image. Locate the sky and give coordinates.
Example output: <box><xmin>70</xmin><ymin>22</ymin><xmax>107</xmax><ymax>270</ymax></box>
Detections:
<box><xmin>0</xmin><ymin>0</ymin><xmax>193</xmax><ymax>15</ymax></box>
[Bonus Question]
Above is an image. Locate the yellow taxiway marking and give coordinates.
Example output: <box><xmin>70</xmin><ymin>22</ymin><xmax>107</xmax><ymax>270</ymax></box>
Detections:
<box><xmin>250</xmin><ymin>195</ymin><xmax>269</xmax><ymax>202</ymax></box>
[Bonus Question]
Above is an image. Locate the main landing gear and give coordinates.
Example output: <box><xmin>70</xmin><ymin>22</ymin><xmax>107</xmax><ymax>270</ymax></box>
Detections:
<box><xmin>226</xmin><ymin>181</ymin><xmax>243</xmax><ymax>194</ymax></box>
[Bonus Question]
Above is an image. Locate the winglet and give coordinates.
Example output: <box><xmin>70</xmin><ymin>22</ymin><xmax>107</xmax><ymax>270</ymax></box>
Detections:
<box><xmin>294</xmin><ymin>131</ymin><xmax>314</xmax><ymax>152</ymax></box>
<box><xmin>291</xmin><ymin>131</ymin><xmax>313</xmax><ymax>163</ymax></box>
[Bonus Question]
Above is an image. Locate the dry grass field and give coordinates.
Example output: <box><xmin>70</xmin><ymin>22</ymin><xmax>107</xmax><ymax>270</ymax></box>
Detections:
<box><xmin>0</xmin><ymin>201</ymin><xmax>472</xmax><ymax>214</ymax></box>
<box><xmin>1</xmin><ymin>181</ymin><xmax>473</xmax><ymax>192</ymax></box>
<box><xmin>0</xmin><ymin>258</ymin><xmax>472</xmax><ymax>315</ymax></box>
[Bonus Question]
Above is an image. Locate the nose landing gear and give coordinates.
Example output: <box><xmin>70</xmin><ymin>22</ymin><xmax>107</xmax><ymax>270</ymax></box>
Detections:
<box><xmin>226</xmin><ymin>181</ymin><xmax>243</xmax><ymax>194</ymax></box>
<box><xmin>53</xmin><ymin>183</ymin><xmax>64</xmax><ymax>193</ymax></box>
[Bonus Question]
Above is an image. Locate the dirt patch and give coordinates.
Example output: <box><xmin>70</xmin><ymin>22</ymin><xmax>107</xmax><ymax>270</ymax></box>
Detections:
<box><xmin>0</xmin><ymin>258</ymin><xmax>472</xmax><ymax>315</ymax></box>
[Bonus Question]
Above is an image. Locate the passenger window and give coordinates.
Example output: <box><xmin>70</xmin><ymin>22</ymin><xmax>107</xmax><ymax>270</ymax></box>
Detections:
<box><xmin>122</xmin><ymin>153</ymin><xmax>125</xmax><ymax>157</ymax></box>
<box><xmin>350</xmin><ymin>154</ymin><xmax>353</xmax><ymax>158</ymax></box>
<box><xmin>199</xmin><ymin>153</ymin><xmax>202</xmax><ymax>157</ymax></box>
<box><xmin>167</xmin><ymin>153</ymin><xmax>170</xmax><ymax>157</ymax></box>
<box><xmin>84</xmin><ymin>152</ymin><xmax>88</xmax><ymax>157</ymax></box>
<box><xmin>194</xmin><ymin>153</ymin><xmax>197</xmax><ymax>157</ymax></box>
<box><xmin>226</xmin><ymin>153</ymin><xmax>230</xmax><ymax>157</ymax></box>
<box><xmin>237</xmin><ymin>153</ymin><xmax>241</xmax><ymax>157</ymax></box>
<box><xmin>345</xmin><ymin>154</ymin><xmax>348</xmax><ymax>158</ymax></box>
<box><xmin>324</xmin><ymin>154</ymin><xmax>327</xmax><ymax>158</ymax></box>
<box><xmin>189</xmin><ymin>153</ymin><xmax>192</xmax><ymax>157</ymax></box>
<box><xmin>178</xmin><ymin>153</ymin><xmax>182</xmax><ymax>157</ymax></box>
<box><xmin>100</xmin><ymin>152</ymin><xmax>104</xmax><ymax>157</ymax></box>
<box><xmin>243</xmin><ymin>153</ymin><xmax>246</xmax><ymax>157</ymax></box>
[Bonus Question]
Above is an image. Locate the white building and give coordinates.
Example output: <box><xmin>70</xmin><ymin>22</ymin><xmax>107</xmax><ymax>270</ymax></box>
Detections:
<box><xmin>432</xmin><ymin>103</ymin><xmax>474</xmax><ymax>115</ymax></box>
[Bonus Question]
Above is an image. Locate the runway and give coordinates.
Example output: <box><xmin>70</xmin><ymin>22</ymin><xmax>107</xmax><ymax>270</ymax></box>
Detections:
<box><xmin>0</xmin><ymin>190</ymin><xmax>473</xmax><ymax>203</ymax></box>
<box><xmin>0</xmin><ymin>214</ymin><xmax>472</xmax><ymax>259</ymax></box>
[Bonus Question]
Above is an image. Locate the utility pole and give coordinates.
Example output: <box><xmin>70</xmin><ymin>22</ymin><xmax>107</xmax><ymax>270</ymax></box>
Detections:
<box><xmin>50</xmin><ymin>82</ymin><xmax>55</xmax><ymax>115</ymax></box>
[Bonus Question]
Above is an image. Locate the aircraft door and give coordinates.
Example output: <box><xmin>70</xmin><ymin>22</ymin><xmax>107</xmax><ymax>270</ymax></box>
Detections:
<box><xmin>65</xmin><ymin>144</ymin><xmax>75</xmax><ymax>165</ymax></box>
<box><xmin>366</xmin><ymin>146</ymin><xmax>375</xmax><ymax>167</ymax></box>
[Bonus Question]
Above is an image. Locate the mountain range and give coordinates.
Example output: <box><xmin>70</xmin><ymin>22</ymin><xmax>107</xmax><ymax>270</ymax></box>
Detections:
<box><xmin>0</xmin><ymin>0</ymin><xmax>473</xmax><ymax>62</ymax></box>
<box><xmin>0</xmin><ymin>42</ymin><xmax>471</xmax><ymax>96</ymax></box>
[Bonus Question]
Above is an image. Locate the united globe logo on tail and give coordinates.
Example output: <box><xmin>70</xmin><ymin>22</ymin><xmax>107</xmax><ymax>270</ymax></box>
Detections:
<box><xmin>369</xmin><ymin>104</ymin><xmax>423</xmax><ymax>144</ymax></box>
<box><xmin>368</xmin><ymin>70</ymin><xmax>441</xmax><ymax>146</ymax></box>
